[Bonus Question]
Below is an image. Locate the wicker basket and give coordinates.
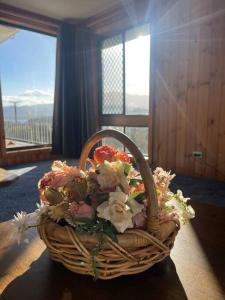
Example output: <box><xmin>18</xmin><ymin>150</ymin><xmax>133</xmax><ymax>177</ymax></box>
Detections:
<box><xmin>38</xmin><ymin>129</ymin><xmax>180</xmax><ymax>279</ymax></box>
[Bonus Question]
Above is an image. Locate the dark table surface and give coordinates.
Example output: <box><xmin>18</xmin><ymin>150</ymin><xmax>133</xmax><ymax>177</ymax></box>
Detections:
<box><xmin>0</xmin><ymin>201</ymin><xmax>225</xmax><ymax>300</ymax></box>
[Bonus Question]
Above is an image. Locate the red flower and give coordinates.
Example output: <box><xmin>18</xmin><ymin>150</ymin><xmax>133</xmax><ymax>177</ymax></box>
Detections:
<box><xmin>94</xmin><ymin>145</ymin><xmax>117</xmax><ymax>163</ymax></box>
<box><xmin>114</xmin><ymin>151</ymin><xmax>130</xmax><ymax>163</ymax></box>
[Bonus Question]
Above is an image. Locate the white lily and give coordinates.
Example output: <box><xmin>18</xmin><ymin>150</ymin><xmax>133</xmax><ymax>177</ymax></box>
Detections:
<box><xmin>97</xmin><ymin>187</ymin><xmax>133</xmax><ymax>233</ymax></box>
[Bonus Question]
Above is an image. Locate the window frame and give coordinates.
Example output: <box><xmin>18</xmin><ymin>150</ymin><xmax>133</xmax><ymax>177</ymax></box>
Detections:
<box><xmin>99</xmin><ymin>23</ymin><xmax>153</xmax><ymax>160</ymax></box>
<box><xmin>0</xmin><ymin>22</ymin><xmax>57</xmax><ymax>152</ymax></box>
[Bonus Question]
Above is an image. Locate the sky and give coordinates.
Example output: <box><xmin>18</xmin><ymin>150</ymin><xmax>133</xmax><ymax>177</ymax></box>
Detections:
<box><xmin>103</xmin><ymin>32</ymin><xmax>150</xmax><ymax>96</ymax></box>
<box><xmin>0</xmin><ymin>26</ymin><xmax>56</xmax><ymax>106</ymax></box>
<box><xmin>0</xmin><ymin>24</ymin><xmax>150</xmax><ymax>108</ymax></box>
<box><xmin>125</xmin><ymin>34</ymin><xmax>150</xmax><ymax>95</ymax></box>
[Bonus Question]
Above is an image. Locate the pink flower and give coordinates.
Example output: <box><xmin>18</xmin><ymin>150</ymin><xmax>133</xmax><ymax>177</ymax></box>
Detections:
<box><xmin>38</xmin><ymin>172</ymin><xmax>54</xmax><ymax>189</ymax></box>
<box><xmin>69</xmin><ymin>201</ymin><xmax>94</xmax><ymax>220</ymax></box>
<box><xmin>132</xmin><ymin>211</ymin><xmax>147</xmax><ymax>228</ymax></box>
<box><xmin>50</xmin><ymin>171</ymin><xmax>73</xmax><ymax>188</ymax></box>
<box><xmin>52</xmin><ymin>161</ymin><xmax>82</xmax><ymax>177</ymax></box>
<box><xmin>62</xmin><ymin>165</ymin><xmax>83</xmax><ymax>177</ymax></box>
<box><xmin>38</xmin><ymin>167</ymin><xmax>85</xmax><ymax>190</ymax></box>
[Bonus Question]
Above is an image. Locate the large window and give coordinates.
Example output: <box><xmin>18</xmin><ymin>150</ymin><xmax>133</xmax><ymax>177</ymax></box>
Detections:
<box><xmin>0</xmin><ymin>24</ymin><xmax>56</xmax><ymax>149</ymax></box>
<box><xmin>100</xmin><ymin>24</ymin><xmax>150</xmax><ymax>155</ymax></box>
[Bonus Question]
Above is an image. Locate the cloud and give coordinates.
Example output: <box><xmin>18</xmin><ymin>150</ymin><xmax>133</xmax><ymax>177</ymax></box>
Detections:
<box><xmin>2</xmin><ymin>89</ymin><xmax>54</xmax><ymax>106</ymax></box>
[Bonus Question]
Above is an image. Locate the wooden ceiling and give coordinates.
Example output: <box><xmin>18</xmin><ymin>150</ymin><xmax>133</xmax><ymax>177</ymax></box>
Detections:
<box><xmin>0</xmin><ymin>0</ymin><xmax>121</xmax><ymax>21</ymax></box>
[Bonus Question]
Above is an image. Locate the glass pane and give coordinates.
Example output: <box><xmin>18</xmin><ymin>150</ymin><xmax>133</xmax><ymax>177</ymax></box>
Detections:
<box><xmin>125</xmin><ymin>127</ymin><xmax>148</xmax><ymax>155</ymax></box>
<box><xmin>101</xmin><ymin>126</ymin><xmax>124</xmax><ymax>151</ymax></box>
<box><xmin>125</xmin><ymin>24</ymin><xmax>150</xmax><ymax>115</ymax></box>
<box><xmin>102</xmin><ymin>35</ymin><xmax>123</xmax><ymax>114</ymax></box>
<box><xmin>0</xmin><ymin>24</ymin><xmax>56</xmax><ymax>148</ymax></box>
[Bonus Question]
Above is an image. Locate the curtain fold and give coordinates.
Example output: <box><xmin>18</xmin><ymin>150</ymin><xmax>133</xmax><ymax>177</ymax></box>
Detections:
<box><xmin>52</xmin><ymin>23</ymin><xmax>99</xmax><ymax>157</ymax></box>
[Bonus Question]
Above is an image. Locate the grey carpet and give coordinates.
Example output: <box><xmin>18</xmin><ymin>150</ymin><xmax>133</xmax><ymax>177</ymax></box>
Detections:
<box><xmin>0</xmin><ymin>160</ymin><xmax>224</xmax><ymax>222</ymax></box>
<box><xmin>0</xmin><ymin>159</ymin><xmax>77</xmax><ymax>222</ymax></box>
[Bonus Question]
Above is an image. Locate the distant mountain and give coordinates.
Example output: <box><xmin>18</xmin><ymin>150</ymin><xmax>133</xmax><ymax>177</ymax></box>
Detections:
<box><xmin>126</xmin><ymin>94</ymin><xmax>149</xmax><ymax>114</ymax></box>
<box><xmin>3</xmin><ymin>92</ymin><xmax>149</xmax><ymax>122</ymax></box>
<box><xmin>3</xmin><ymin>103</ymin><xmax>53</xmax><ymax>122</ymax></box>
<box><xmin>103</xmin><ymin>92</ymin><xmax>149</xmax><ymax>114</ymax></box>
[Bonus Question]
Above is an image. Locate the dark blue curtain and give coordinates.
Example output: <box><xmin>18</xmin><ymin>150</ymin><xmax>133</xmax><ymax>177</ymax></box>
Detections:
<box><xmin>52</xmin><ymin>23</ymin><xmax>99</xmax><ymax>157</ymax></box>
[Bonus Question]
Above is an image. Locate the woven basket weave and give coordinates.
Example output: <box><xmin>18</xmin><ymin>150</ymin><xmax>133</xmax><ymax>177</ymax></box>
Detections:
<box><xmin>38</xmin><ymin>129</ymin><xmax>180</xmax><ymax>279</ymax></box>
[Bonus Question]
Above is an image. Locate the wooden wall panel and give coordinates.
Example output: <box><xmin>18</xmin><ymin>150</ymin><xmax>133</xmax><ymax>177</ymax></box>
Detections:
<box><xmin>152</xmin><ymin>0</ymin><xmax>225</xmax><ymax>180</ymax></box>
<box><xmin>87</xmin><ymin>0</ymin><xmax>225</xmax><ymax>180</ymax></box>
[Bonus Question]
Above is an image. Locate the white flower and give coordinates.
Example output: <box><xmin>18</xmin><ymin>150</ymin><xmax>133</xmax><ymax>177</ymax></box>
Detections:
<box><xmin>166</xmin><ymin>190</ymin><xmax>195</xmax><ymax>224</ymax></box>
<box><xmin>176</xmin><ymin>189</ymin><xmax>190</xmax><ymax>203</ymax></box>
<box><xmin>127</xmin><ymin>197</ymin><xmax>145</xmax><ymax>215</ymax></box>
<box><xmin>11</xmin><ymin>211</ymin><xmax>30</xmax><ymax>244</ymax></box>
<box><xmin>97</xmin><ymin>187</ymin><xmax>133</xmax><ymax>233</ymax></box>
<box><xmin>35</xmin><ymin>202</ymin><xmax>49</xmax><ymax>219</ymax></box>
<box><xmin>108</xmin><ymin>187</ymin><xmax>127</xmax><ymax>204</ymax></box>
<box><xmin>48</xmin><ymin>202</ymin><xmax>69</xmax><ymax>222</ymax></box>
<box><xmin>166</xmin><ymin>197</ymin><xmax>180</xmax><ymax>211</ymax></box>
<box><xmin>185</xmin><ymin>205</ymin><xmax>195</xmax><ymax>219</ymax></box>
<box><xmin>97</xmin><ymin>161</ymin><xmax>129</xmax><ymax>193</ymax></box>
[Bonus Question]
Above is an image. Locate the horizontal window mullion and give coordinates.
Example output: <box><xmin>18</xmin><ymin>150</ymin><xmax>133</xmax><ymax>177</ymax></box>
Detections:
<box><xmin>99</xmin><ymin>115</ymin><xmax>149</xmax><ymax>127</ymax></box>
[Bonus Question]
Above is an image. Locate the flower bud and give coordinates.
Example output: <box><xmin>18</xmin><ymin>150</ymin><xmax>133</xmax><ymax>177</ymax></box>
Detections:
<box><xmin>44</xmin><ymin>188</ymin><xmax>64</xmax><ymax>205</ymax></box>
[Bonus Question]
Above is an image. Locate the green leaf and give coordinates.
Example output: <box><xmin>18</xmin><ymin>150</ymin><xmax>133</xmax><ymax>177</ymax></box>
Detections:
<box><xmin>134</xmin><ymin>192</ymin><xmax>147</xmax><ymax>204</ymax></box>
<box><xmin>74</xmin><ymin>218</ymin><xmax>119</xmax><ymax>279</ymax></box>
<box><xmin>129</xmin><ymin>178</ymin><xmax>143</xmax><ymax>187</ymax></box>
<box><xmin>123</xmin><ymin>163</ymin><xmax>131</xmax><ymax>176</ymax></box>
<box><xmin>85</xmin><ymin>195</ymin><xmax>92</xmax><ymax>205</ymax></box>
<box><xmin>102</xmin><ymin>220</ymin><xmax>118</xmax><ymax>242</ymax></box>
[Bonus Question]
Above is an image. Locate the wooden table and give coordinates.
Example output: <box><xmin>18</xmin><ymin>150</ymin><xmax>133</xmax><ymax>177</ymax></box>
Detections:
<box><xmin>0</xmin><ymin>202</ymin><xmax>224</xmax><ymax>300</ymax></box>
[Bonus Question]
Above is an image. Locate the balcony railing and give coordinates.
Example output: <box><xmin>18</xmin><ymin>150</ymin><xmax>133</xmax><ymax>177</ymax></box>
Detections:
<box><xmin>4</xmin><ymin>117</ymin><xmax>52</xmax><ymax>147</ymax></box>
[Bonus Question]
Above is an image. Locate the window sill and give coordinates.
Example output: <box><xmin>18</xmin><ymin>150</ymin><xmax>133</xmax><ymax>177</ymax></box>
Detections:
<box><xmin>0</xmin><ymin>146</ymin><xmax>53</xmax><ymax>166</ymax></box>
<box><xmin>6</xmin><ymin>144</ymin><xmax>52</xmax><ymax>152</ymax></box>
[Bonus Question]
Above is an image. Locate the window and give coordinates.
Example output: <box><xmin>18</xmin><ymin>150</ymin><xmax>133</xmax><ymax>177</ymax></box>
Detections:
<box><xmin>101</xmin><ymin>126</ymin><xmax>148</xmax><ymax>155</ymax></box>
<box><xmin>100</xmin><ymin>24</ymin><xmax>150</xmax><ymax>156</ymax></box>
<box><xmin>0</xmin><ymin>24</ymin><xmax>56</xmax><ymax>149</ymax></box>
<box><xmin>101</xmin><ymin>126</ymin><xmax>124</xmax><ymax>150</ymax></box>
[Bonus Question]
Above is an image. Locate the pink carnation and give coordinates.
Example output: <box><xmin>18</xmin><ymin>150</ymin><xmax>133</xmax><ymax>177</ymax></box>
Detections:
<box><xmin>62</xmin><ymin>165</ymin><xmax>82</xmax><ymax>177</ymax></box>
<box><xmin>38</xmin><ymin>172</ymin><xmax>54</xmax><ymax>189</ymax></box>
<box><xmin>69</xmin><ymin>201</ymin><xmax>94</xmax><ymax>220</ymax></box>
<box><xmin>50</xmin><ymin>172</ymin><xmax>74</xmax><ymax>188</ymax></box>
<box><xmin>38</xmin><ymin>167</ymin><xmax>84</xmax><ymax>189</ymax></box>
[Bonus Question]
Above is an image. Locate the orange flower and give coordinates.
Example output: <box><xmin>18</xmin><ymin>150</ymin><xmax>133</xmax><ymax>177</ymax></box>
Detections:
<box><xmin>114</xmin><ymin>151</ymin><xmax>130</xmax><ymax>163</ymax></box>
<box><xmin>94</xmin><ymin>145</ymin><xmax>117</xmax><ymax>163</ymax></box>
<box><xmin>135</xmin><ymin>183</ymin><xmax>145</xmax><ymax>192</ymax></box>
<box><xmin>130</xmin><ymin>183</ymin><xmax>145</xmax><ymax>194</ymax></box>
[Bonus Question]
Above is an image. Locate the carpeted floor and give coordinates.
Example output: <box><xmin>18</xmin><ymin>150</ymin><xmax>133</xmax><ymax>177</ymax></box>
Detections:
<box><xmin>0</xmin><ymin>159</ymin><xmax>77</xmax><ymax>222</ymax></box>
<box><xmin>0</xmin><ymin>160</ymin><xmax>225</xmax><ymax>222</ymax></box>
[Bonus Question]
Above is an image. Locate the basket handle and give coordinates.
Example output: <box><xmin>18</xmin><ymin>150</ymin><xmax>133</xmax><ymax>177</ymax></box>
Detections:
<box><xmin>79</xmin><ymin>129</ymin><xmax>159</xmax><ymax>236</ymax></box>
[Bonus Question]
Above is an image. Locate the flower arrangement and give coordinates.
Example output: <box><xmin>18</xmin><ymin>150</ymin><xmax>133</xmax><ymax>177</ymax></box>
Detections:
<box><xmin>12</xmin><ymin>145</ymin><xmax>195</xmax><ymax>246</ymax></box>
